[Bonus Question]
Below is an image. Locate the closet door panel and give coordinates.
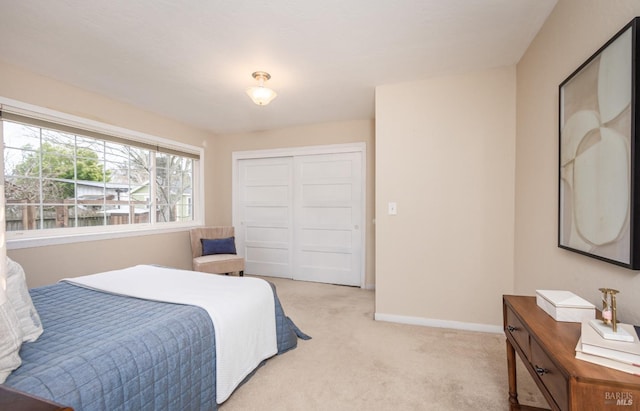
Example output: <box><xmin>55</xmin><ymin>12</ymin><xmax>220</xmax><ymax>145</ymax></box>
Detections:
<box><xmin>237</xmin><ymin>157</ymin><xmax>292</xmax><ymax>278</ymax></box>
<box><xmin>293</xmin><ymin>152</ymin><xmax>362</xmax><ymax>286</ymax></box>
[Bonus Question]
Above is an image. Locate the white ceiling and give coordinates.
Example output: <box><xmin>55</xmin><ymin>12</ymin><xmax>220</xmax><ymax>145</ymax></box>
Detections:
<box><xmin>0</xmin><ymin>0</ymin><xmax>557</xmax><ymax>135</ymax></box>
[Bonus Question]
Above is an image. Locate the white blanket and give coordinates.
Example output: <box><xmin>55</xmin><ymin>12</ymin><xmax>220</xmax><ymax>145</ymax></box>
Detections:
<box><xmin>62</xmin><ymin>265</ymin><xmax>277</xmax><ymax>404</ymax></box>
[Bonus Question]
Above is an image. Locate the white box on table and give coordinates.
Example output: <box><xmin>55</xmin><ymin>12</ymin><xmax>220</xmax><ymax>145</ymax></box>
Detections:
<box><xmin>535</xmin><ymin>289</ymin><xmax>595</xmax><ymax>322</ymax></box>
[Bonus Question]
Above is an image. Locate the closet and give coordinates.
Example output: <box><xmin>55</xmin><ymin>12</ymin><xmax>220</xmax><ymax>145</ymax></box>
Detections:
<box><xmin>232</xmin><ymin>144</ymin><xmax>364</xmax><ymax>286</ymax></box>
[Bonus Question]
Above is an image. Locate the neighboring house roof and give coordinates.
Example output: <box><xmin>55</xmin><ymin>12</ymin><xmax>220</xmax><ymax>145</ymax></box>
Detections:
<box><xmin>60</xmin><ymin>179</ymin><xmax>146</xmax><ymax>192</ymax></box>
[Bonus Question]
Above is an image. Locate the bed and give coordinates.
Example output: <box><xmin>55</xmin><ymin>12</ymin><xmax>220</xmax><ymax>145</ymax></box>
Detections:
<box><xmin>1</xmin><ymin>264</ymin><xmax>308</xmax><ymax>410</ymax></box>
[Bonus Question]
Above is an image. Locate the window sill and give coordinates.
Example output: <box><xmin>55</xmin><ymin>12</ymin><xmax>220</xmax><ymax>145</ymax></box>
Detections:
<box><xmin>7</xmin><ymin>222</ymin><xmax>202</xmax><ymax>250</ymax></box>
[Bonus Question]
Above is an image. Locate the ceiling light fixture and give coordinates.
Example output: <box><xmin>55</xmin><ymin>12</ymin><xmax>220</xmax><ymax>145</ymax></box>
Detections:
<box><xmin>246</xmin><ymin>71</ymin><xmax>277</xmax><ymax>106</ymax></box>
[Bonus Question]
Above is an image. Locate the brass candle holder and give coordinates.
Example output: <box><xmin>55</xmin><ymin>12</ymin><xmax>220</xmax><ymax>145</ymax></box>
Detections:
<box><xmin>599</xmin><ymin>287</ymin><xmax>619</xmax><ymax>332</ymax></box>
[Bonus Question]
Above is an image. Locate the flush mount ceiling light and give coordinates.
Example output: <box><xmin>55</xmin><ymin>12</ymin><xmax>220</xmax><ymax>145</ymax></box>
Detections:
<box><xmin>246</xmin><ymin>71</ymin><xmax>277</xmax><ymax>106</ymax></box>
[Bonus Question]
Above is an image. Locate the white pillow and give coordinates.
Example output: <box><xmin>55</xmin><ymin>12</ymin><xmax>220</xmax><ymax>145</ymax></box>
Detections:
<box><xmin>0</xmin><ymin>295</ymin><xmax>23</xmax><ymax>383</ymax></box>
<box><xmin>6</xmin><ymin>257</ymin><xmax>43</xmax><ymax>342</ymax></box>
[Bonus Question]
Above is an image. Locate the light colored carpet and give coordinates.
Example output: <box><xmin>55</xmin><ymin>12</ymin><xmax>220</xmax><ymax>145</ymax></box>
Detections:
<box><xmin>220</xmin><ymin>276</ymin><xmax>547</xmax><ymax>410</ymax></box>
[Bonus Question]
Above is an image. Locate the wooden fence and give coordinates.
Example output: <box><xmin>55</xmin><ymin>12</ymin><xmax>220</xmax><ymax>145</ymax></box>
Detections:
<box><xmin>5</xmin><ymin>199</ymin><xmax>150</xmax><ymax>231</ymax></box>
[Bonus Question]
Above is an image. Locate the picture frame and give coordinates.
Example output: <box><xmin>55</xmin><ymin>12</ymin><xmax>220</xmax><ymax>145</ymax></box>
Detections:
<box><xmin>558</xmin><ymin>17</ymin><xmax>640</xmax><ymax>269</ymax></box>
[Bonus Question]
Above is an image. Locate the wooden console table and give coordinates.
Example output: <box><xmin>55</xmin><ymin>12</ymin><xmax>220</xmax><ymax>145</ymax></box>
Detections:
<box><xmin>503</xmin><ymin>295</ymin><xmax>640</xmax><ymax>411</ymax></box>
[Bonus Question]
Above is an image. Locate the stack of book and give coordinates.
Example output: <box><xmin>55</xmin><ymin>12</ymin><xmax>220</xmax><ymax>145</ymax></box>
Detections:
<box><xmin>575</xmin><ymin>320</ymin><xmax>640</xmax><ymax>376</ymax></box>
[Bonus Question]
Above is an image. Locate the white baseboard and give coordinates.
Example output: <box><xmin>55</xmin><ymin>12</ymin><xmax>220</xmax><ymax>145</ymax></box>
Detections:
<box><xmin>374</xmin><ymin>313</ymin><xmax>503</xmax><ymax>334</ymax></box>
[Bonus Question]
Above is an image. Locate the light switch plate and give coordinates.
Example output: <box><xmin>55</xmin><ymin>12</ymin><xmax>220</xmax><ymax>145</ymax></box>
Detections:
<box><xmin>388</xmin><ymin>202</ymin><xmax>397</xmax><ymax>215</ymax></box>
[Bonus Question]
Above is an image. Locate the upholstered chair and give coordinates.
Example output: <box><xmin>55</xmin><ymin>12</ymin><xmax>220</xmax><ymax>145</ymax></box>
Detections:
<box><xmin>189</xmin><ymin>226</ymin><xmax>244</xmax><ymax>276</ymax></box>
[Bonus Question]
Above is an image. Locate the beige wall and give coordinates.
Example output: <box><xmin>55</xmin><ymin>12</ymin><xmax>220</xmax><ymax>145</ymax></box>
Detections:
<box><xmin>211</xmin><ymin>120</ymin><xmax>376</xmax><ymax>287</ymax></box>
<box><xmin>515</xmin><ymin>0</ymin><xmax>640</xmax><ymax>325</ymax></box>
<box><xmin>0</xmin><ymin>61</ymin><xmax>214</xmax><ymax>286</ymax></box>
<box><xmin>375</xmin><ymin>66</ymin><xmax>516</xmax><ymax>327</ymax></box>
<box><xmin>9</xmin><ymin>231</ymin><xmax>193</xmax><ymax>287</ymax></box>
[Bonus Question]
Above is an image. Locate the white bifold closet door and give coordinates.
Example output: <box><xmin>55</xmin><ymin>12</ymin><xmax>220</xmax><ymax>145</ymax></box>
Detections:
<box><xmin>236</xmin><ymin>151</ymin><xmax>362</xmax><ymax>286</ymax></box>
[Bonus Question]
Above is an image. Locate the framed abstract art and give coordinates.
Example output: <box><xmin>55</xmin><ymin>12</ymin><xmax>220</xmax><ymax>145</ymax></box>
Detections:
<box><xmin>559</xmin><ymin>17</ymin><xmax>640</xmax><ymax>269</ymax></box>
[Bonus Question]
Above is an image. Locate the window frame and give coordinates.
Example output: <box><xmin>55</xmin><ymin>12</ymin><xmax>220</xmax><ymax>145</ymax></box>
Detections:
<box><xmin>1</xmin><ymin>97</ymin><xmax>205</xmax><ymax>250</ymax></box>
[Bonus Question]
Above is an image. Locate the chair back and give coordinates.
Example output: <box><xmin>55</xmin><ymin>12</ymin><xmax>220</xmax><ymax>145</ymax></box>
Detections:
<box><xmin>189</xmin><ymin>226</ymin><xmax>236</xmax><ymax>258</ymax></box>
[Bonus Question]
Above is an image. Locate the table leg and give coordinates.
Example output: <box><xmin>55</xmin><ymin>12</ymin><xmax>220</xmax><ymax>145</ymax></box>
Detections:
<box><xmin>507</xmin><ymin>338</ymin><xmax>519</xmax><ymax>408</ymax></box>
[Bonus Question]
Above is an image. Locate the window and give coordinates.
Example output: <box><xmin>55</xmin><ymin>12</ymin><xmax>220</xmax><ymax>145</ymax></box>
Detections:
<box><xmin>1</xmin><ymin>103</ymin><xmax>202</xmax><ymax>246</ymax></box>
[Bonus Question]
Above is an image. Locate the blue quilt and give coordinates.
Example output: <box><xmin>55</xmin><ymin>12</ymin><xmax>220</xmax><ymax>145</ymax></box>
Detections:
<box><xmin>4</xmin><ymin>281</ymin><xmax>305</xmax><ymax>410</ymax></box>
